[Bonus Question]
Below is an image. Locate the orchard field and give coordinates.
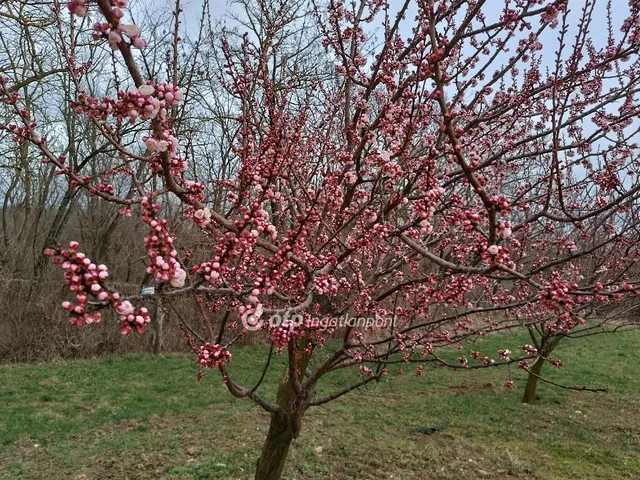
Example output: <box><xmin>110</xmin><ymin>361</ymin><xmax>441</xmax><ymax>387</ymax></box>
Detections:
<box><xmin>2</xmin><ymin>329</ymin><xmax>639</xmax><ymax>480</ymax></box>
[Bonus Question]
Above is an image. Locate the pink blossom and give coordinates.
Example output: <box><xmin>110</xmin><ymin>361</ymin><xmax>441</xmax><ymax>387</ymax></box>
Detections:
<box><xmin>67</xmin><ymin>0</ymin><xmax>87</xmax><ymax>16</ymax></box>
<box><xmin>118</xmin><ymin>24</ymin><xmax>141</xmax><ymax>38</ymax></box>
<box><xmin>138</xmin><ymin>85</ymin><xmax>155</xmax><ymax>97</ymax></box>
<box><xmin>107</xmin><ymin>31</ymin><xmax>122</xmax><ymax>48</ymax></box>
<box><xmin>197</xmin><ymin>343</ymin><xmax>232</xmax><ymax>368</ymax></box>
<box><xmin>132</xmin><ymin>37</ymin><xmax>148</xmax><ymax>49</ymax></box>
<box><xmin>170</xmin><ymin>268</ymin><xmax>187</xmax><ymax>288</ymax></box>
<box><xmin>116</xmin><ymin>300</ymin><xmax>134</xmax><ymax>316</ymax></box>
<box><xmin>145</xmin><ymin>138</ymin><xmax>158</xmax><ymax>151</ymax></box>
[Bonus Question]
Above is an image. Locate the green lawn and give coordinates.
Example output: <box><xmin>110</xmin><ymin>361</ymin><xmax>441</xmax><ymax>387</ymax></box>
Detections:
<box><xmin>1</xmin><ymin>329</ymin><xmax>639</xmax><ymax>479</ymax></box>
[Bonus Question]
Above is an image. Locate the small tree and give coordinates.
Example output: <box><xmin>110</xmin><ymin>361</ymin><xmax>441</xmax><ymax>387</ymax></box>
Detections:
<box><xmin>3</xmin><ymin>0</ymin><xmax>640</xmax><ymax>478</ymax></box>
<box><xmin>518</xmin><ymin>219</ymin><xmax>640</xmax><ymax>404</ymax></box>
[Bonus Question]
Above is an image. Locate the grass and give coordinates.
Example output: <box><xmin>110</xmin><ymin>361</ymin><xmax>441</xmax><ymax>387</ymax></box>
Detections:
<box><xmin>0</xmin><ymin>329</ymin><xmax>639</xmax><ymax>479</ymax></box>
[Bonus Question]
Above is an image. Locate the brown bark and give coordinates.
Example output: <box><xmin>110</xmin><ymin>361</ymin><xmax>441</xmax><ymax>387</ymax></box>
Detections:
<box><xmin>254</xmin><ymin>410</ymin><xmax>297</xmax><ymax>480</ymax></box>
<box><xmin>522</xmin><ymin>356</ymin><xmax>545</xmax><ymax>404</ymax></box>
<box><xmin>522</xmin><ymin>335</ymin><xmax>562</xmax><ymax>404</ymax></box>
<box><xmin>255</xmin><ymin>339</ymin><xmax>312</xmax><ymax>480</ymax></box>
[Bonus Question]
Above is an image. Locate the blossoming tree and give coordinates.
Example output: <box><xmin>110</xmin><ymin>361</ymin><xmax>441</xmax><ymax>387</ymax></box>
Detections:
<box><xmin>2</xmin><ymin>0</ymin><xmax>640</xmax><ymax>478</ymax></box>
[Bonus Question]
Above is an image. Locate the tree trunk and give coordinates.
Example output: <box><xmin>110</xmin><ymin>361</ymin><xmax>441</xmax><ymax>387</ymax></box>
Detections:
<box><xmin>522</xmin><ymin>335</ymin><xmax>562</xmax><ymax>404</ymax></box>
<box><xmin>522</xmin><ymin>356</ymin><xmax>545</xmax><ymax>404</ymax></box>
<box><xmin>255</xmin><ymin>339</ymin><xmax>312</xmax><ymax>480</ymax></box>
<box><xmin>254</xmin><ymin>411</ymin><xmax>296</xmax><ymax>480</ymax></box>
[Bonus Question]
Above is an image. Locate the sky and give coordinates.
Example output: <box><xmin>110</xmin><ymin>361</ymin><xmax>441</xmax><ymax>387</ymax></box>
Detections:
<box><xmin>174</xmin><ymin>0</ymin><xmax>622</xmax><ymax>46</ymax></box>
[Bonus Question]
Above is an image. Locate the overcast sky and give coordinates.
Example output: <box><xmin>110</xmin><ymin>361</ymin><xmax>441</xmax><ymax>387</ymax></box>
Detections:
<box><xmin>173</xmin><ymin>0</ymin><xmax>625</xmax><ymax>46</ymax></box>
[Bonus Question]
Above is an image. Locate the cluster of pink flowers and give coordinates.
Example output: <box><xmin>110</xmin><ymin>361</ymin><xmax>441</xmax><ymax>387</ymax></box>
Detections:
<box><xmin>76</xmin><ymin>83</ymin><xmax>183</xmax><ymax>124</ymax></box>
<box><xmin>540</xmin><ymin>275</ymin><xmax>577</xmax><ymax>311</ymax></box>
<box><xmin>549</xmin><ymin>312</ymin><xmax>586</xmax><ymax>333</ymax></box>
<box><xmin>486</xmin><ymin>244</ymin><xmax>510</xmax><ymax>264</ymax></box>
<box><xmin>193</xmin><ymin>207</ymin><xmax>213</xmax><ymax>227</ymax></box>
<box><xmin>94</xmin><ymin>22</ymin><xmax>147</xmax><ymax>50</ymax></box>
<box><xmin>540</xmin><ymin>2</ymin><xmax>566</xmax><ymax>27</ymax></box>
<box><xmin>141</xmin><ymin>198</ymin><xmax>186</xmax><ymax>288</ymax></box>
<box><xmin>490</xmin><ymin>195</ymin><xmax>513</xmax><ymax>214</ymax></box>
<box><xmin>548</xmin><ymin>358</ymin><xmax>564</xmax><ymax>369</ymax></box>
<box><xmin>196</xmin><ymin>343</ymin><xmax>232</xmax><ymax>368</ymax></box>
<box><xmin>360</xmin><ymin>365</ymin><xmax>373</xmax><ymax>376</ymax></box>
<box><xmin>270</xmin><ymin>319</ymin><xmax>298</xmax><ymax>347</ymax></box>
<box><xmin>135</xmin><ymin>83</ymin><xmax>183</xmax><ymax>120</ymax></box>
<box><xmin>498</xmin><ymin>349</ymin><xmax>511</xmax><ymax>361</ymax></box>
<box><xmin>481</xmin><ymin>357</ymin><xmax>494</xmax><ymax>366</ymax></box>
<box><xmin>498</xmin><ymin>221</ymin><xmax>513</xmax><ymax>239</ymax></box>
<box><xmin>70</xmin><ymin>81</ymin><xmax>187</xmax><ymax>183</ymax></box>
<box><xmin>115</xmin><ymin>299</ymin><xmax>151</xmax><ymax>335</ymax></box>
<box><xmin>67</xmin><ymin>0</ymin><xmax>88</xmax><ymax>17</ymax></box>
<box><xmin>143</xmin><ymin>126</ymin><xmax>186</xmax><ymax>175</ymax></box>
<box><xmin>92</xmin><ymin>179</ymin><xmax>115</xmax><ymax>196</ymax></box>
<box><xmin>460</xmin><ymin>209</ymin><xmax>482</xmax><ymax>232</ymax></box>
<box><xmin>45</xmin><ymin>242</ymin><xmax>107</xmax><ymax>326</ymax></box>
<box><xmin>415</xmin><ymin>187</ymin><xmax>445</xmax><ymax>234</ymax></box>
<box><xmin>620</xmin><ymin>282</ymin><xmax>636</xmax><ymax>292</ymax></box>
<box><xmin>2</xmin><ymin>115</ymin><xmax>38</xmax><ymax>146</ymax></box>
<box><xmin>44</xmin><ymin>241</ymin><xmax>151</xmax><ymax>334</ymax></box>
<box><xmin>313</xmin><ymin>275</ymin><xmax>339</xmax><ymax>295</ymax></box>
<box><xmin>195</xmin><ymin>257</ymin><xmax>223</xmax><ymax>284</ymax></box>
<box><xmin>68</xmin><ymin>0</ymin><xmax>148</xmax><ymax>49</ymax></box>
